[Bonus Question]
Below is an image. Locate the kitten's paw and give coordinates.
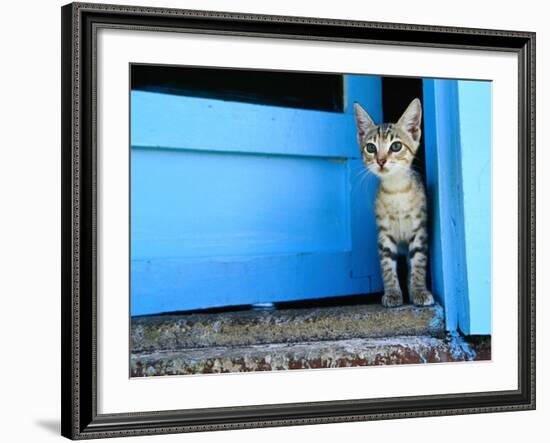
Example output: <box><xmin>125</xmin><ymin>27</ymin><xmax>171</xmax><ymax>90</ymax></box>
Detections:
<box><xmin>382</xmin><ymin>289</ymin><xmax>404</xmax><ymax>308</ymax></box>
<box><xmin>412</xmin><ymin>289</ymin><xmax>434</xmax><ymax>307</ymax></box>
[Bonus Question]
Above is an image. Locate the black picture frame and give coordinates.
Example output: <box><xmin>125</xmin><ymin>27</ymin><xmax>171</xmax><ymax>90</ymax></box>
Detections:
<box><xmin>61</xmin><ymin>2</ymin><xmax>536</xmax><ymax>439</ymax></box>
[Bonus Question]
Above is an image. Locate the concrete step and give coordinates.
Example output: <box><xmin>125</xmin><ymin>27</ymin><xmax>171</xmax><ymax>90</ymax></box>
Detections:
<box><xmin>131</xmin><ymin>334</ymin><xmax>479</xmax><ymax>377</ymax></box>
<box><xmin>131</xmin><ymin>303</ymin><xmax>445</xmax><ymax>352</ymax></box>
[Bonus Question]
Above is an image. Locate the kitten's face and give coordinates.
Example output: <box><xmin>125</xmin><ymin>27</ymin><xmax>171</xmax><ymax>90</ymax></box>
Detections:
<box><xmin>354</xmin><ymin>99</ymin><xmax>422</xmax><ymax>178</ymax></box>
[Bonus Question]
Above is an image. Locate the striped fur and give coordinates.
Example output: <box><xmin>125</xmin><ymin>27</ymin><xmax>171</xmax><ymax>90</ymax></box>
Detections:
<box><xmin>354</xmin><ymin>98</ymin><xmax>434</xmax><ymax>308</ymax></box>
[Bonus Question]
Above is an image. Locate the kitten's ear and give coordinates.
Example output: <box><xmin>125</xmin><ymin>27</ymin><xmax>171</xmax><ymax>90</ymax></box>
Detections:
<box><xmin>353</xmin><ymin>102</ymin><xmax>374</xmax><ymax>144</ymax></box>
<box><xmin>397</xmin><ymin>98</ymin><xmax>422</xmax><ymax>142</ymax></box>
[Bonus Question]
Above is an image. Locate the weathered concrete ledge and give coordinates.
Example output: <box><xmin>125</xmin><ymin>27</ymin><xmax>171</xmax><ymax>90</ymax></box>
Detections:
<box><xmin>131</xmin><ymin>304</ymin><xmax>445</xmax><ymax>352</ymax></box>
<box><xmin>131</xmin><ymin>335</ymin><xmax>478</xmax><ymax>377</ymax></box>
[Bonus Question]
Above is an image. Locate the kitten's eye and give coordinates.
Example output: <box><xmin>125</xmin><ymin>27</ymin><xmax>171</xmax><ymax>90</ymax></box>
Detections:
<box><xmin>390</xmin><ymin>142</ymin><xmax>402</xmax><ymax>152</ymax></box>
<box><xmin>365</xmin><ymin>143</ymin><xmax>377</xmax><ymax>154</ymax></box>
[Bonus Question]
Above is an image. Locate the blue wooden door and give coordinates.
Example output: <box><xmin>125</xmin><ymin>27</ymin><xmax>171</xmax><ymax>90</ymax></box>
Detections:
<box><xmin>131</xmin><ymin>74</ymin><xmax>383</xmax><ymax>316</ymax></box>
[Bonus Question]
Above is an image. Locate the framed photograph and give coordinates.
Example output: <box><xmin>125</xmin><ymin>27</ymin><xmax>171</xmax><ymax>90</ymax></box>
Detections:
<box><xmin>61</xmin><ymin>2</ymin><xmax>535</xmax><ymax>439</ymax></box>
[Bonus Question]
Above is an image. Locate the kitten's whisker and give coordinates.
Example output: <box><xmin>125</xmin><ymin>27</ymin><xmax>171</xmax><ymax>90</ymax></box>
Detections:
<box><xmin>357</xmin><ymin>169</ymin><xmax>374</xmax><ymax>191</ymax></box>
<box><xmin>352</xmin><ymin>167</ymin><xmax>369</xmax><ymax>177</ymax></box>
<box><xmin>352</xmin><ymin>168</ymin><xmax>368</xmax><ymax>180</ymax></box>
<box><xmin>353</xmin><ymin>168</ymin><xmax>372</xmax><ymax>188</ymax></box>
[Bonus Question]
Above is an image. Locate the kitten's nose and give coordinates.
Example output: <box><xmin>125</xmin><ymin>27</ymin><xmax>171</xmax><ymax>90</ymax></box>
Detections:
<box><xmin>377</xmin><ymin>157</ymin><xmax>387</xmax><ymax>168</ymax></box>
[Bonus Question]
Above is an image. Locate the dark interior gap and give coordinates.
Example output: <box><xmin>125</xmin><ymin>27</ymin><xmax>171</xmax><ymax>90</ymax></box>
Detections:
<box><xmin>131</xmin><ymin>64</ymin><xmax>344</xmax><ymax>112</ymax></box>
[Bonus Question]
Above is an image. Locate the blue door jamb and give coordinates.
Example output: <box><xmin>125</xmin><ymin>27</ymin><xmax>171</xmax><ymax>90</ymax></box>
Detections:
<box><xmin>457</xmin><ymin>81</ymin><xmax>492</xmax><ymax>335</ymax></box>
<box><xmin>423</xmin><ymin>79</ymin><xmax>492</xmax><ymax>335</ymax></box>
<box><xmin>423</xmin><ymin>79</ymin><xmax>470</xmax><ymax>334</ymax></box>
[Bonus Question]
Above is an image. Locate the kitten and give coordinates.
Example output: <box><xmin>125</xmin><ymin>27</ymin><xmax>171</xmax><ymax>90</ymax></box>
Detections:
<box><xmin>353</xmin><ymin>98</ymin><xmax>434</xmax><ymax>308</ymax></box>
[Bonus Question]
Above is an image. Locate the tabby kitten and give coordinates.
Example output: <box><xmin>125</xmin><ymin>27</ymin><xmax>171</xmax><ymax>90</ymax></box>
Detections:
<box><xmin>353</xmin><ymin>98</ymin><xmax>434</xmax><ymax>308</ymax></box>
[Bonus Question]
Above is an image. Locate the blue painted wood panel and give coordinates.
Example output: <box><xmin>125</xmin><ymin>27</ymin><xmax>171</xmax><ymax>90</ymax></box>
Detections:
<box><xmin>131</xmin><ymin>75</ymin><xmax>384</xmax><ymax>316</ymax></box>
<box><xmin>132</xmin><ymin>91</ymin><xmax>361</xmax><ymax>158</ymax></box>
<box><xmin>131</xmin><ymin>149</ymin><xmax>350</xmax><ymax>260</ymax></box>
<box><xmin>132</xmin><ymin>253</ymin><xmax>370</xmax><ymax>315</ymax></box>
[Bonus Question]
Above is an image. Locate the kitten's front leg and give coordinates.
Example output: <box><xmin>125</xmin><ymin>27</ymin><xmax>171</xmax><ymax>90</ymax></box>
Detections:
<box><xmin>408</xmin><ymin>221</ymin><xmax>434</xmax><ymax>306</ymax></box>
<box><xmin>377</xmin><ymin>226</ymin><xmax>403</xmax><ymax>308</ymax></box>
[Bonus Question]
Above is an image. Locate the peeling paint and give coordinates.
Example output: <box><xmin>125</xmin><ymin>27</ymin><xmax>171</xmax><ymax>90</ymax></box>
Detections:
<box><xmin>447</xmin><ymin>332</ymin><xmax>477</xmax><ymax>360</ymax></box>
<box><xmin>131</xmin><ymin>335</ymin><xmax>482</xmax><ymax>377</ymax></box>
